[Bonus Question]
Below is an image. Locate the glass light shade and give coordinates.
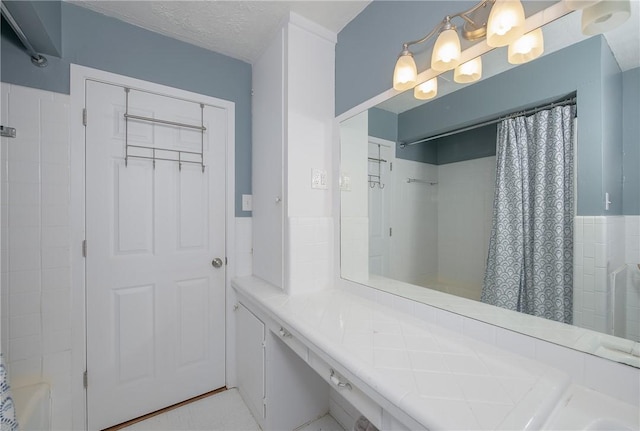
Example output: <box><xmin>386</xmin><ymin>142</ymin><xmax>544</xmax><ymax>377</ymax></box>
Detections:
<box><xmin>393</xmin><ymin>53</ymin><xmax>418</xmax><ymax>91</ymax></box>
<box><xmin>508</xmin><ymin>28</ymin><xmax>544</xmax><ymax>64</ymax></box>
<box><xmin>431</xmin><ymin>28</ymin><xmax>461</xmax><ymax>72</ymax></box>
<box><xmin>454</xmin><ymin>57</ymin><xmax>483</xmax><ymax>83</ymax></box>
<box><xmin>414</xmin><ymin>78</ymin><xmax>438</xmax><ymax>100</ymax></box>
<box><xmin>581</xmin><ymin>0</ymin><xmax>630</xmax><ymax>35</ymax></box>
<box><xmin>564</xmin><ymin>0</ymin><xmax>599</xmax><ymax>11</ymax></box>
<box><xmin>486</xmin><ymin>0</ymin><xmax>526</xmax><ymax>47</ymax></box>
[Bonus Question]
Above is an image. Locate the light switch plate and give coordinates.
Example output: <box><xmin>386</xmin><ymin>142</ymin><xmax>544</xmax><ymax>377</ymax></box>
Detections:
<box><xmin>311</xmin><ymin>168</ymin><xmax>328</xmax><ymax>190</ymax></box>
<box><xmin>242</xmin><ymin>194</ymin><xmax>252</xmax><ymax>211</ymax></box>
<box><xmin>340</xmin><ymin>173</ymin><xmax>351</xmax><ymax>191</ymax></box>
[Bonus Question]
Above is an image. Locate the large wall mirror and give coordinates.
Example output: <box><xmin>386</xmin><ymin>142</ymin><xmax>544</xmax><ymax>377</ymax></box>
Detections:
<box><xmin>339</xmin><ymin>6</ymin><xmax>639</xmax><ymax>367</ymax></box>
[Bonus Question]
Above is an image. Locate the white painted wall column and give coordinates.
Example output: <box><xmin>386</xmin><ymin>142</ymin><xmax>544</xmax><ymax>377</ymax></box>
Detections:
<box><xmin>252</xmin><ymin>13</ymin><xmax>337</xmax><ymax>295</ymax></box>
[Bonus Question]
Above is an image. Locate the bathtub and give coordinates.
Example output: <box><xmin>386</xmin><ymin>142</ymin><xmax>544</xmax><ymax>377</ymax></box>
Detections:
<box><xmin>12</xmin><ymin>383</ymin><xmax>50</xmax><ymax>431</ymax></box>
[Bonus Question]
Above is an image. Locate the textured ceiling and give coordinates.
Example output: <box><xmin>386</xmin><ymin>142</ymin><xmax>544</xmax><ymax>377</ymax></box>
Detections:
<box><xmin>69</xmin><ymin>1</ymin><xmax>370</xmax><ymax>63</ymax></box>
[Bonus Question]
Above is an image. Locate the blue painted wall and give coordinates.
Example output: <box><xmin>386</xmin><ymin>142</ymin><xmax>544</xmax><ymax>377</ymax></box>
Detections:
<box><xmin>337</xmin><ymin>1</ymin><xmax>627</xmax><ymax>216</ymax></box>
<box><xmin>1</xmin><ymin>2</ymin><xmax>252</xmax><ymax>216</ymax></box>
<box><xmin>623</xmin><ymin>67</ymin><xmax>640</xmax><ymax>215</ymax></box>
<box><xmin>335</xmin><ymin>1</ymin><xmax>476</xmax><ymax>116</ymax></box>
<box><xmin>4</xmin><ymin>1</ymin><xmax>62</xmax><ymax>56</ymax></box>
<box><xmin>368</xmin><ymin>107</ymin><xmax>397</xmax><ymax>142</ymax></box>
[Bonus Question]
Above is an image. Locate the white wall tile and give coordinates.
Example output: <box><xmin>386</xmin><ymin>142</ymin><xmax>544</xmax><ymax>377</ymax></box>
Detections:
<box><xmin>412</xmin><ymin>302</ymin><xmax>437</xmax><ymax>324</ymax></box>
<box><xmin>2</xmin><ymin>86</ymin><xmax>72</xmax><ymax>416</ymax></box>
<box><xmin>41</xmin><ymin>268</ymin><xmax>70</xmax><ymax>291</ymax></box>
<box><xmin>42</xmin><ymin>227</ymin><xmax>70</xmax><ymax>248</ymax></box>
<box><xmin>9</xmin><ymin>270</ymin><xmax>40</xmax><ymax>294</ymax></box>
<box><xmin>535</xmin><ymin>340</ymin><xmax>585</xmax><ymax>383</ymax></box>
<box><xmin>583</xmin><ymin>223</ymin><xmax>595</xmax><ymax>243</ymax></box>
<box><xmin>434</xmin><ymin>309</ymin><xmax>464</xmax><ymax>333</ymax></box>
<box><xmin>462</xmin><ymin>319</ymin><xmax>496</xmax><ymax>345</ymax></box>
<box><xmin>392</xmin><ymin>295</ymin><xmax>415</xmax><ymax>315</ymax></box>
<box><xmin>42</xmin><ymin>205</ymin><xmax>69</xmax><ymax>227</ymax></box>
<box><xmin>7</xmin><ymin>357</ymin><xmax>42</xmax><ymax>388</ymax></box>
<box><xmin>9</xmin><ymin>246</ymin><xmax>41</xmax><ymax>272</ymax></box>
<box><xmin>287</xmin><ymin>216</ymin><xmax>333</xmax><ymax>294</ymax></box>
<box><xmin>583</xmin><ymin>354</ymin><xmax>640</xmax><ymax>404</ymax></box>
<box><xmin>41</xmin><ymin>289</ymin><xmax>71</xmax><ymax>334</ymax></box>
<box><xmin>9</xmin><ymin>335</ymin><xmax>42</xmax><ymax>362</ymax></box>
<box><xmin>41</xmin><ymin>247</ymin><xmax>70</xmax><ymax>269</ymax></box>
<box><xmin>8</xmin><ymin>161</ymin><xmax>40</xmax><ymax>184</ymax></box>
<box><xmin>9</xmin><ymin>314</ymin><xmax>41</xmax><ymax>339</ymax></box>
<box><xmin>9</xmin><ymin>226</ymin><xmax>40</xmax><ymax>251</ymax></box>
<box><xmin>8</xmin><ymin>183</ymin><xmax>39</xmax><ymax>206</ymax></box>
<box><xmin>235</xmin><ymin>217</ymin><xmax>252</xmax><ymax>251</ymax></box>
<box><xmin>41</xmin><ymin>163</ymin><xmax>69</xmax><ymax>186</ymax></box>
<box><xmin>9</xmin><ymin>291</ymin><xmax>41</xmax><ymax>317</ymax></box>
<box><xmin>43</xmin><ymin>330</ymin><xmax>72</xmax><ymax>355</ymax></box>
<box><xmin>494</xmin><ymin>327</ymin><xmax>536</xmax><ymax>359</ymax></box>
<box><xmin>9</xmin><ymin>205</ymin><xmax>40</xmax><ymax>227</ymax></box>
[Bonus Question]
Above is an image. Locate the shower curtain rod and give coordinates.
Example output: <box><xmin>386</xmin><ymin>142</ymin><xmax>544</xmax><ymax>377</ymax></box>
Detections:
<box><xmin>0</xmin><ymin>1</ymin><xmax>47</xmax><ymax>67</ymax></box>
<box><xmin>400</xmin><ymin>95</ymin><xmax>577</xmax><ymax>148</ymax></box>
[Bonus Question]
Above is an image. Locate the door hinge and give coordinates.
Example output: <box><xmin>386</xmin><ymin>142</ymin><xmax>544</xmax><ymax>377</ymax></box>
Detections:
<box><xmin>389</xmin><ymin>227</ymin><xmax>393</xmax><ymax>237</ymax></box>
<box><xmin>390</xmin><ymin>162</ymin><xmax>393</xmax><ymax>171</ymax></box>
<box><xmin>82</xmin><ymin>240</ymin><xmax>87</xmax><ymax>257</ymax></box>
<box><xmin>83</xmin><ymin>371</ymin><xmax>88</xmax><ymax>388</ymax></box>
<box><xmin>225</xmin><ymin>257</ymin><xmax>228</xmax><ymax>265</ymax></box>
<box><xmin>82</xmin><ymin>108</ymin><xmax>87</xmax><ymax>126</ymax></box>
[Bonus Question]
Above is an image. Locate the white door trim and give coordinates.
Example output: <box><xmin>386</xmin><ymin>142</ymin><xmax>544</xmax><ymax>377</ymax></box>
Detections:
<box><xmin>69</xmin><ymin>64</ymin><xmax>237</xmax><ymax>430</ymax></box>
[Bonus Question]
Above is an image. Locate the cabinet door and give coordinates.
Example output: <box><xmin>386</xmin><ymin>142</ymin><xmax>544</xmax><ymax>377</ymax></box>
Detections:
<box><xmin>252</xmin><ymin>26</ymin><xmax>284</xmax><ymax>288</ymax></box>
<box><xmin>236</xmin><ymin>303</ymin><xmax>265</xmax><ymax>424</ymax></box>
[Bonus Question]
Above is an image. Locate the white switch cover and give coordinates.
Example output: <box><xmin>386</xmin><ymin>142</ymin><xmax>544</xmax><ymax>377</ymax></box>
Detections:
<box><xmin>311</xmin><ymin>168</ymin><xmax>328</xmax><ymax>190</ymax></box>
<box><xmin>242</xmin><ymin>194</ymin><xmax>253</xmax><ymax>211</ymax></box>
<box><xmin>340</xmin><ymin>173</ymin><xmax>351</xmax><ymax>191</ymax></box>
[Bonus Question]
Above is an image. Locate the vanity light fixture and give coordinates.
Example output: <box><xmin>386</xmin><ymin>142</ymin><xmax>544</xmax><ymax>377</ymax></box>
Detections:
<box><xmin>392</xmin><ymin>46</ymin><xmax>418</xmax><ymax>91</ymax></box>
<box><xmin>392</xmin><ymin>0</ymin><xmax>495</xmax><ymax>92</ymax></box>
<box><xmin>486</xmin><ymin>0</ymin><xmax>526</xmax><ymax>47</ymax></box>
<box><xmin>454</xmin><ymin>57</ymin><xmax>483</xmax><ymax>83</ymax></box>
<box><xmin>508</xmin><ymin>28</ymin><xmax>544</xmax><ymax>64</ymax></box>
<box><xmin>431</xmin><ymin>17</ymin><xmax>462</xmax><ymax>72</ymax></box>
<box><xmin>581</xmin><ymin>0</ymin><xmax>631</xmax><ymax>35</ymax></box>
<box><xmin>392</xmin><ymin>0</ymin><xmax>631</xmax><ymax>100</ymax></box>
<box><xmin>414</xmin><ymin>78</ymin><xmax>438</xmax><ymax>100</ymax></box>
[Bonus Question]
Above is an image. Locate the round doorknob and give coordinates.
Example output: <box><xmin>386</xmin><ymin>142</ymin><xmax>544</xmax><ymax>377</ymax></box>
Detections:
<box><xmin>211</xmin><ymin>258</ymin><xmax>223</xmax><ymax>268</ymax></box>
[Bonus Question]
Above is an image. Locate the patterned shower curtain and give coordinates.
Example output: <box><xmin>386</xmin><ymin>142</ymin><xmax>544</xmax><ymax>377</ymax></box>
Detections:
<box><xmin>481</xmin><ymin>104</ymin><xmax>575</xmax><ymax>324</ymax></box>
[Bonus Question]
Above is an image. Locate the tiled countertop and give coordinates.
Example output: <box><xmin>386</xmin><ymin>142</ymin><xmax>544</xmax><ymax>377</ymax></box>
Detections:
<box><xmin>232</xmin><ymin>276</ymin><xmax>573</xmax><ymax>430</ymax></box>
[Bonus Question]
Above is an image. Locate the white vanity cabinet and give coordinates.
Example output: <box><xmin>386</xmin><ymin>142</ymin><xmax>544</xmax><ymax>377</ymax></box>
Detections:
<box><xmin>235</xmin><ymin>302</ymin><xmax>266</xmax><ymax>426</ymax></box>
<box><xmin>235</xmin><ymin>297</ymin><xmax>329</xmax><ymax>431</ymax></box>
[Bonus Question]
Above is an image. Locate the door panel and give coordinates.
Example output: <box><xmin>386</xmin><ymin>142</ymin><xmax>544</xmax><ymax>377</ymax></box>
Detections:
<box><xmin>86</xmin><ymin>80</ymin><xmax>227</xmax><ymax>430</ymax></box>
<box><xmin>368</xmin><ymin>143</ymin><xmax>393</xmax><ymax>277</ymax></box>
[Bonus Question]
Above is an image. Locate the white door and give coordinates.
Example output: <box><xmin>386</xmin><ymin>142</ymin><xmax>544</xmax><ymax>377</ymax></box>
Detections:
<box><xmin>368</xmin><ymin>141</ymin><xmax>393</xmax><ymax>276</ymax></box>
<box><xmin>85</xmin><ymin>80</ymin><xmax>227</xmax><ymax>430</ymax></box>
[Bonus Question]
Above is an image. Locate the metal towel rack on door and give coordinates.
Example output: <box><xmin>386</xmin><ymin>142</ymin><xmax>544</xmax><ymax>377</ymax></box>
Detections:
<box><xmin>123</xmin><ymin>88</ymin><xmax>207</xmax><ymax>172</ymax></box>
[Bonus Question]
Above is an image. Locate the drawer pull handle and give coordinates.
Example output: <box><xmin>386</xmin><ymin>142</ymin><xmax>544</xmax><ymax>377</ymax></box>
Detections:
<box><xmin>279</xmin><ymin>327</ymin><xmax>292</xmax><ymax>338</ymax></box>
<box><xmin>330</xmin><ymin>369</ymin><xmax>352</xmax><ymax>390</ymax></box>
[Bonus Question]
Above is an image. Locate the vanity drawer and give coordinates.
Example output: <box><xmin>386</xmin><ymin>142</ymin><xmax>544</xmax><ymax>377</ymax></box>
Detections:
<box><xmin>308</xmin><ymin>350</ymin><xmax>382</xmax><ymax>429</ymax></box>
<box><xmin>269</xmin><ymin>322</ymin><xmax>308</xmax><ymax>362</ymax></box>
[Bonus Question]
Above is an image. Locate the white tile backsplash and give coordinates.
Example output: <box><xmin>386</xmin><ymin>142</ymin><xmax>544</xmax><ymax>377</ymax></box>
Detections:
<box><xmin>234</xmin><ymin>217</ymin><xmax>253</xmax><ymax>277</ymax></box>
<box><xmin>1</xmin><ymin>84</ymin><xmax>72</xmax><ymax>423</ymax></box>
<box><xmin>287</xmin><ymin>216</ymin><xmax>333</xmax><ymax>294</ymax></box>
<box><xmin>573</xmin><ymin>215</ymin><xmax>640</xmax><ymax>340</ymax></box>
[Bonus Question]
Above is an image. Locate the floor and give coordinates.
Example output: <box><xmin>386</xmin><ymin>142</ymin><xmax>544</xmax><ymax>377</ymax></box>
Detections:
<box><xmin>119</xmin><ymin>388</ymin><xmax>345</xmax><ymax>431</ymax></box>
<box><xmin>120</xmin><ymin>389</ymin><xmax>260</xmax><ymax>431</ymax></box>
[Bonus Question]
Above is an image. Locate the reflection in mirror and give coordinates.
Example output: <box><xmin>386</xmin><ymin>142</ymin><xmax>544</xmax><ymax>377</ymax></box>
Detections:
<box><xmin>340</xmin><ymin>8</ymin><xmax>640</xmax><ymax>367</ymax></box>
